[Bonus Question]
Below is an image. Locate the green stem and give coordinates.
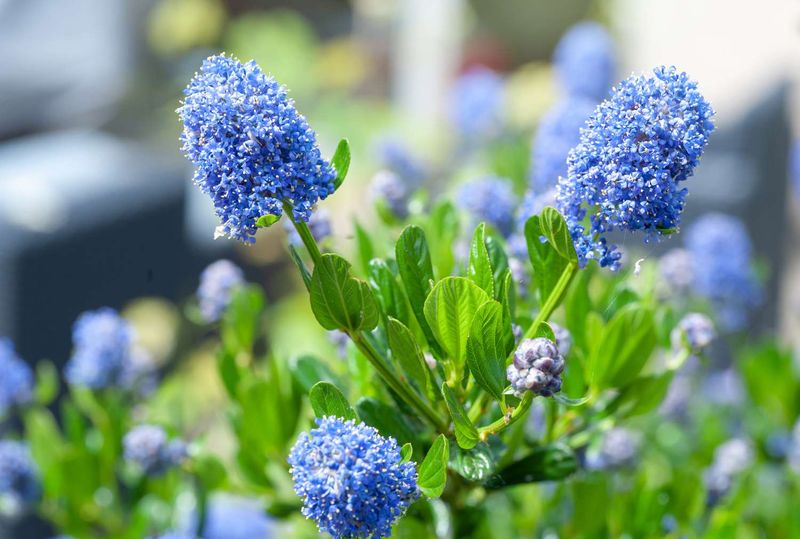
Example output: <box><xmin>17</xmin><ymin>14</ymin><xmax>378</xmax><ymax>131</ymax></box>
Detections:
<box><xmin>284</xmin><ymin>202</ymin><xmax>323</xmax><ymax>266</ymax></box>
<box><xmin>351</xmin><ymin>333</ymin><xmax>449</xmax><ymax>433</ymax></box>
<box><xmin>478</xmin><ymin>392</ymin><xmax>533</xmax><ymax>439</ymax></box>
<box><xmin>522</xmin><ymin>262</ymin><xmax>578</xmax><ymax>341</ymax></box>
<box><xmin>545</xmin><ymin>398</ymin><xmax>558</xmax><ymax>443</ymax></box>
<box><xmin>194</xmin><ymin>474</ymin><xmax>208</xmax><ymax>537</ymax></box>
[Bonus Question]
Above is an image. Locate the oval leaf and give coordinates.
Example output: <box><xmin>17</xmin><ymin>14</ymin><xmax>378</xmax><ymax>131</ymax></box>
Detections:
<box><xmin>466</xmin><ymin>301</ymin><xmax>513</xmax><ymax>402</ymax></box>
<box><xmin>396</xmin><ymin>226</ymin><xmax>441</xmax><ymax>353</ymax></box>
<box><xmin>485</xmin><ymin>444</ymin><xmax>577</xmax><ymax>489</ymax></box>
<box><xmin>468</xmin><ymin>223</ymin><xmax>494</xmax><ymax>297</ymax></box>
<box><xmin>589</xmin><ymin>304</ymin><xmax>657</xmax><ymax>390</ymax></box>
<box><xmin>332</xmin><ymin>138</ymin><xmax>351</xmax><ymax>190</ymax></box>
<box><xmin>309</xmin><ymin>381</ymin><xmax>357</xmax><ymax>421</ymax></box>
<box><xmin>256</xmin><ymin>214</ymin><xmax>281</xmax><ymax>228</ymax></box>
<box><xmin>418</xmin><ymin>435</ymin><xmax>449</xmax><ymax>497</ymax></box>
<box><xmin>441</xmin><ymin>383</ymin><xmax>480</xmax><ymax>449</ymax></box>
<box><xmin>309</xmin><ymin>254</ymin><xmax>379</xmax><ymax>332</ymax></box>
<box><xmin>388</xmin><ymin>318</ymin><xmax>433</xmax><ymax>399</ymax></box>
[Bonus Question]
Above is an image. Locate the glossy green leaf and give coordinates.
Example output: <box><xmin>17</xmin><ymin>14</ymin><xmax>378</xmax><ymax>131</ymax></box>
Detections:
<box><xmin>424</xmin><ymin>277</ymin><xmax>491</xmax><ymax>366</ymax></box>
<box><xmin>396</xmin><ymin>226</ymin><xmax>440</xmax><ymax>352</ymax></box>
<box><xmin>441</xmin><ymin>383</ymin><xmax>480</xmax><ymax>449</ymax></box>
<box><xmin>332</xmin><ymin>138</ymin><xmax>351</xmax><ymax>190</ymax></box>
<box><xmin>485</xmin><ymin>232</ymin><xmax>509</xmax><ymax>298</ymax></box>
<box><xmin>356</xmin><ymin>398</ymin><xmax>416</xmax><ymax>445</ymax></box>
<box><xmin>400</xmin><ymin>443</ymin><xmax>413</xmax><ymax>463</ymax></box>
<box><xmin>309</xmin><ymin>381</ymin><xmax>357</xmax><ymax>421</ymax></box>
<box><xmin>451</xmin><ymin>443</ymin><xmax>496</xmax><ymax>482</ymax></box>
<box><xmin>194</xmin><ymin>453</ymin><xmax>227</xmax><ymax>490</ymax></box>
<box><xmin>466</xmin><ymin>301</ymin><xmax>512</xmax><ymax>402</ymax></box>
<box><xmin>418</xmin><ymin>435</ymin><xmax>449</xmax><ymax>497</ymax></box>
<box><xmin>309</xmin><ymin>254</ymin><xmax>379</xmax><ymax>332</ymax></box>
<box><xmin>485</xmin><ymin>444</ymin><xmax>577</xmax><ymax>489</ymax></box>
<box><xmin>369</xmin><ymin>259</ymin><xmax>409</xmax><ymax>326</ymax></box>
<box><xmin>387</xmin><ymin>318</ymin><xmax>432</xmax><ymax>398</ymax></box>
<box><xmin>589</xmin><ymin>304</ymin><xmax>657</xmax><ymax>390</ymax></box>
<box><xmin>525</xmin><ymin>208</ymin><xmax>577</xmax><ymax>308</ymax></box>
<box><xmin>290</xmin><ymin>354</ymin><xmax>341</xmax><ymax>393</ymax></box>
<box><xmin>354</xmin><ymin>219</ymin><xmax>375</xmax><ymax>276</ymax></box>
<box><xmin>217</xmin><ymin>348</ymin><xmax>241</xmax><ymax>400</ymax></box>
<box><xmin>256</xmin><ymin>214</ymin><xmax>280</xmax><ymax>228</ymax></box>
<box><xmin>603</xmin><ymin>372</ymin><xmax>674</xmax><ymax>418</ymax></box>
<box><xmin>428</xmin><ymin>200</ymin><xmax>460</xmax><ymax>277</ymax></box>
<box><xmin>468</xmin><ymin>223</ymin><xmax>495</xmax><ymax>297</ymax></box>
<box><xmin>288</xmin><ymin>244</ymin><xmax>312</xmax><ymax>290</ymax></box>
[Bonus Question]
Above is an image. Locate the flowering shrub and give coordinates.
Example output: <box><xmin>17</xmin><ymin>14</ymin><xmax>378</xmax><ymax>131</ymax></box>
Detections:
<box><xmin>1</xmin><ymin>20</ymin><xmax>799</xmax><ymax>539</ymax></box>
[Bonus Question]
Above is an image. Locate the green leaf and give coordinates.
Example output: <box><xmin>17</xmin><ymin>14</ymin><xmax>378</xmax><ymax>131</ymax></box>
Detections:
<box><xmin>485</xmin><ymin>233</ymin><xmax>509</xmax><ymax>298</ymax></box>
<box><xmin>34</xmin><ymin>360</ymin><xmax>59</xmax><ymax>406</ymax></box>
<box><xmin>217</xmin><ymin>348</ymin><xmax>241</xmax><ymax>400</ymax></box>
<box><xmin>589</xmin><ymin>304</ymin><xmax>657</xmax><ymax>390</ymax></box>
<box><xmin>256</xmin><ymin>214</ymin><xmax>281</xmax><ymax>228</ymax></box>
<box><xmin>427</xmin><ymin>200</ymin><xmax>460</xmax><ymax>277</ymax></box>
<box><xmin>603</xmin><ymin>372</ymin><xmax>674</xmax><ymax>418</ymax></box>
<box><xmin>451</xmin><ymin>443</ymin><xmax>496</xmax><ymax>482</ymax></box>
<box><xmin>441</xmin><ymin>383</ymin><xmax>480</xmax><ymax>449</ymax></box>
<box><xmin>524</xmin><ymin>208</ymin><xmax>577</xmax><ymax>307</ymax></box>
<box><xmin>238</xmin><ymin>378</ymin><xmax>294</xmax><ymax>454</ymax></box>
<box><xmin>424</xmin><ymin>277</ymin><xmax>491</xmax><ymax>366</ymax></box>
<box><xmin>23</xmin><ymin>409</ymin><xmax>64</xmax><ymax>497</ymax></box>
<box><xmin>387</xmin><ymin>318</ymin><xmax>432</xmax><ymax>398</ymax></box>
<box><xmin>400</xmin><ymin>443</ymin><xmax>413</xmax><ymax>463</ymax></box>
<box><xmin>332</xmin><ymin>138</ymin><xmax>351</xmax><ymax>190</ymax></box>
<box><xmin>309</xmin><ymin>381</ymin><xmax>357</xmax><ymax>421</ymax></box>
<box><xmin>396</xmin><ymin>226</ymin><xmax>440</xmax><ymax>352</ymax></box>
<box><xmin>369</xmin><ymin>259</ymin><xmax>409</xmax><ymax>326</ymax></box>
<box><xmin>418</xmin><ymin>435</ymin><xmax>449</xmax><ymax>497</ymax></box>
<box><xmin>468</xmin><ymin>223</ymin><xmax>495</xmax><ymax>297</ymax></box>
<box><xmin>564</xmin><ymin>267</ymin><xmax>593</xmax><ymax>353</ymax></box>
<box><xmin>466</xmin><ymin>301</ymin><xmax>512</xmax><ymax>402</ymax></box>
<box><xmin>194</xmin><ymin>453</ymin><xmax>227</xmax><ymax>490</ymax></box>
<box><xmin>290</xmin><ymin>354</ymin><xmax>341</xmax><ymax>393</ymax></box>
<box><xmin>354</xmin><ymin>219</ymin><xmax>375</xmax><ymax>276</ymax></box>
<box><xmin>309</xmin><ymin>254</ymin><xmax>379</xmax><ymax>332</ymax></box>
<box><xmin>356</xmin><ymin>398</ymin><xmax>417</xmax><ymax>445</ymax></box>
<box><xmin>221</xmin><ymin>285</ymin><xmax>264</xmax><ymax>353</ymax></box>
<box><xmin>288</xmin><ymin>244</ymin><xmax>312</xmax><ymax>290</ymax></box>
<box><xmin>485</xmin><ymin>444</ymin><xmax>577</xmax><ymax>489</ymax></box>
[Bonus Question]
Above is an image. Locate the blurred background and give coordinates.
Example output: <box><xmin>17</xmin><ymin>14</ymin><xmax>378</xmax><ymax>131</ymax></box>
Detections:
<box><xmin>1</xmin><ymin>0</ymin><xmax>799</xmax><ymax>534</ymax></box>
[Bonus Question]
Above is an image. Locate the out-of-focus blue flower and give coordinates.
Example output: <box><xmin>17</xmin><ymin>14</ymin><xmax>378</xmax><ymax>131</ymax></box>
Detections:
<box><xmin>585</xmin><ymin>427</ymin><xmax>640</xmax><ymax>470</ymax></box>
<box><xmin>449</xmin><ymin>67</ymin><xmax>505</xmax><ymax>141</ymax></box>
<box><xmin>370</xmin><ymin>170</ymin><xmax>410</xmax><ymax>220</ymax></box>
<box><xmin>686</xmin><ymin>213</ymin><xmax>761</xmax><ymax>331</ymax></box>
<box><xmin>288</xmin><ymin>416</ymin><xmax>419</xmax><ymax>539</ymax></box>
<box><xmin>790</xmin><ymin>419</ymin><xmax>800</xmax><ymax>472</ymax></box>
<box><xmin>123</xmin><ymin>424</ymin><xmax>187</xmax><ymax>476</ymax></box>
<box><xmin>550</xmin><ymin>322</ymin><xmax>572</xmax><ymax>357</ymax></box>
<box><xmin>0</xmin><ymin>339</ymin><xmax>33</xmax><ymax>415</ymax></box>
<box><xmin>327</xmin><ymin>330</ymin><xmax>349</xmax><ymax>359</ymax></box>
<box><xmin>178</xmin><ymin>54</ymin><xmax>336</xmax><ymax>243</ymax></box>
<box><xmin>557</xmin><ymin>66</ymin><xmax>715</xmax><ymax>270</ymax></box>
<box><xmin>671</xmin><ymin>313</ymin><xmax>715</xmax><ymax>354</ymax></box>
<box><xmin>0</xmin><ymin>441</ymin><xmax>40</xmax><ymax>515</ymax></box>
<box><xmin>508</xmin><ymin>257</ymin><xmax>529</xmax><ymax>299</ymax></box>
<box><xmin>201</xmin><ymin>494</ymin><xmax>274</xmax><ymax>539</ymax></box>
<box><xmin>507</xmin><ymin>338</ymin><xmax>565</xmax><ymax>397</ymax></box>
<box><xmin>530</xmin><ymin>98</ymin><xmax>596</xmax><ymax>191</ymax></box>
<box><xmin>553</xmin><ymin>21</ymin><xmax>616</xmax><ymax>101</ymax></box>
<box><xmin>457</xmin><ymin>176</ymin><xmax>517</xmax><ymax>237</ymax></box>
<box><xmin>510</xmin><ymin>186</ymin><xmax>556</xmax><ymax>258</ymax></box>
<box><xmin>150</xmin><ymin>533</ymin><xmax>194</xmax><ymax>539</ymax></box>
<box><xmin>376</xmin><ymin>139</ymin><xmax>427</xmax><ymax>187</ymax></box>
<box><xmin>283</xmin><ymin>208</ymin><xmax>332</xmax><ymax>247</ymax></box>
<box><xmin>197</xmin><ymin>259</ymin><xmax>245</xmax><ymax>323</ymax></box>
<box><xmin>658</xmin><ymin>248</ymin><xmax>694</xmax><ymax>296</ymax></box>
<box><xmin>702</xmin><ymin>368</ymin><xmax>745</xmax><ymax>407</ymax></box>
<box><xmin>65</xmin><ymin>308</ymin><xmax>134</xmax><ymax>389</ymax></box>
<box><xmin>704</xmin><ymin>438</ymin><xmax>753</xmax><ymax>506</ymax></box>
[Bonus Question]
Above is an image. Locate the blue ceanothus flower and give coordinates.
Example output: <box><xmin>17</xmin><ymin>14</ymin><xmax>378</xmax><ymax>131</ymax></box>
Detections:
<box><xmin>704</xmin><ymin>438</ymin><xmax>753</xmax><ymax>506</ymax></box>
<box><xmin>0</xmin><ymin>441</ymin><xmax>40</xmax><ymax>515</ymax></box>
<box><xmin>557</xmin><ymin>66</ymin><xmax>715</xmax><ymax>270</ymax></box>
<box><xmin>530</xmin><ymin>98</ymin><xmax>596</xmax><ymax>191</ymax></box>
<box><xmin>288</xmin><ymin>416</ymin><xmax>419</xmax><ymax>539</ymax></box>
<box><xmin>686</xmin><ymin>213</ymin><xmax>761</xmax><ymax>331</ymax></box>
<box><xmin>123</xmin><ymin>424</ymin><xmax>187</xmax><ymax>476</ymax></box>
<box><xmin>449</xmin><ymin>67</ymin><xmax>505</xmax><ymax>141</ymax></box>
<box><xmin>0</xmin><ymin>339</ymin><xmax>33</xmax><ymax>415</ymax></box>
<box><xmin>65</xmin><ymin>308</ymin><xmax>135</xmax><ymax>389</ymax></box>
<box><xmin>553</xmin><ymin>21</ymin><xmax>616</xmax><ymax>101</ymax></box>
<box><xmin>457</xmin><ymin>176</ymin><xmax>517</xmax><ymax>238</ymax></box>
<box><xmin>179</xmin><ymin>54</ymin><xmax>336</xmax><ymax>243</ymax></box>
<box><xmin>671</xmin><ymin>313</ymin><xmax>715</xmax><ymax>354</ymax></box>
<box><xmin>197</xmin><ymin>259</ymin><xmax>245</xmax><ymax>323</ymax></box>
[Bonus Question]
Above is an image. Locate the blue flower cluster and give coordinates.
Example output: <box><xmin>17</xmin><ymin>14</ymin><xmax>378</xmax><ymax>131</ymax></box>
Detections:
<box><xmin>507</xmin><ymin>338</ymin><xmax>565</xmax><ymax>397</ymax></box>
<box><xmin>197</xmin><ymin>259</ymin><xmax>245</xmax><ymax>323</ymax></box>
<box><xmin>553</xmin><ymin>21</ymin><xmax>616</xmax><ymax>101</ymax></box>
<box><xmin>658</xmin><ymin>247</ymin><xmax>695</xmax><ymax>296</ymax></box>
<box><xmin>530</xmin><ymin>98</ymin><xmax>596</xmax><ymax>191</ymax></box>
<box><xmin>0</xmin><ymin>339</ymin><xmax>33</xmax><ymax>416</ymax></box>
<box><xmin>283</xmin><ymin>208</ymin><xmax>331</xmax><ymax>247</ymax></box>
<box><xmin>65</xmin><ymin>308</ymin><xmax>135</xmax><ymax>389</ymax></box>
<box><xmin>556</xmin><ymin>66</ymin><xmax>715</xmax><ymax>270</ymax></box>
<box><xmin>585</xmin><ymin>427</ymin><xmax>640</xmax><ymax>470</ymax></box>
<box><xmin>288</xmin><ymin>416</ymin><xmax>419</xmax><ymax>539</ymax></box>
<box><xmin>457</xmin><ymin>176</ymin><xmax>517</xmax><ymax>237</ymax></box>
<box><xmin>0</xmin><ymin>441</ymin><xmax>40</xmax><ymax>514</ymax></box>
<box><xmin>377</xmin><ymin>139</ymin><xmax>427</xmax><ymax>187</ymax></box>
<box><xmin>686</xmin><ymin>213</ymin><xmax>761</xmax><ymax>331</ymax></box>
<box><xmin>123</xmin><ymin>424</ymin><xmax>187</xmax><ymax>476</ymax></box>
<box><xmin>704</xmin><ymin>438</ymin><xmax>753</xmax><ymax>506</ymax></box>
<box><xmin>671</xmin><ymin>313</ymin><xmax>715</xmax><ymax>354</ymax></box>
<box><xmin>449</xmin><ymin>67</ymin><xmax>505</xmax><ymax>141</ymax></box>
<box><xmin>370</xmin><ymin>170</ymin><xmax>411</xmax><ymax>220</ymax></box>
<box><xmin>178</xmin><ymin>54</ymin><xmax>336</xmax><ymax>243</ymax></box>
